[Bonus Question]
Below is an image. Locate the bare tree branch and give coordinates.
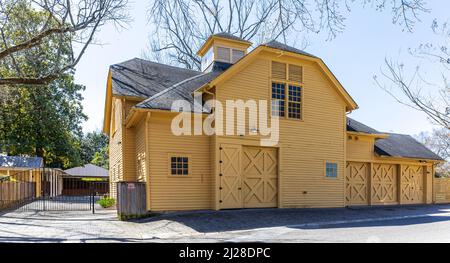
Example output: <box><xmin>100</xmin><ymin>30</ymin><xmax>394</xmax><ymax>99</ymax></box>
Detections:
<box><xmin>0</xmin><ymin>0</ymin><xmax>130</xmax><ymax>86</ymax></box>
<box><xmin>375</xmin><ymin>58</ymin><xmax>449</xmax><ymax>130</ymax></box>
<box><xmin>146</xmin><ymin>0</ymin><xmax>429</xmax><ymax>70</ymax></box>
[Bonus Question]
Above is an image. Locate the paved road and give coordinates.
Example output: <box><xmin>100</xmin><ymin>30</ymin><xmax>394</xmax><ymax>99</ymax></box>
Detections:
<box><xmin>1</xmin><ymin>204</ymin><xmax>450</xmax><ymax>243</ymax></box>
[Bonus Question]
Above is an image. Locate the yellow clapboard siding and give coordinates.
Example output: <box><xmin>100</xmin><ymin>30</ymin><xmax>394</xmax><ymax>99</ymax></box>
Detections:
<box><xmin>108</xmin><ymin>98</ymin><xmax>123</xmax><ymax>199</ymax></box>
<box><xmin>347</xmin><ymin>136</ymin><xmax>374</xmax><ymax>161</ymax></box>
<box><xmin>107</xmin><ymin>38</ymin><xmax>442</xmax><ymax>212</ymax></box>
<box><xmin>216</xmin><ymin>57</ymin><xmax>346</xmax><ymax>208</ymax></box>
<box><xmin>135</xmin><ymin>119</ymin><xmax>146</xmax><ymax>182</ymax></box>
<box><xmin>147</xmin><ymin>117</ymin><xmax>213</xmax><ymax>211</ymax></box>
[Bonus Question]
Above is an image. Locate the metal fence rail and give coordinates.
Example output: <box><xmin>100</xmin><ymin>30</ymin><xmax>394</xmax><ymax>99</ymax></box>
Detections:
<box><xmin>0</xmin><ymin>167</ymin><xmax>110</xmax><ymax>213</ymax></box>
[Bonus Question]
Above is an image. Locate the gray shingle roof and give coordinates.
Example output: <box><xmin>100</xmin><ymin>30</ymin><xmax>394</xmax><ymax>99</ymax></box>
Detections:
<box><xmin>0</xmin><ymin>156</ymin><xmax>44</xmax><ymax>168</ymax></box>
<box><xmin>64</xmin><ymin>164</ymin><xmax>109</xmax><ymax>178</ymax></box>
<box><xmin>347</xmin><ymin>118</ymin><xmax>381</xmax><ymax>134</ymax></box>
<box><xmin>110</xmin><ymin>58</ymin><xmax>201</xmax><ymax>99</ymax></box>
<box><xmin>347</xmin><ymin>118</ymin><xmax>443</xmax><ymax>161</ymax></box>
<box><xmin>136</xmin><ymin>69</ymin><xmax>223</xmax><ymax>111</ymax></box>
<box><xmin>213</xmin><ymin>33</ymin><xmax>251</xmax><ymax>43</ymax></box>
<box><xmin>262</xmin><ymin>40</ymin><xmax>317</xmax><ymax>58</ymax></box>
<box><xmin>375</xmin><ymin>134</ymin><xmax>444</xmax><ymax>161</ymax></box>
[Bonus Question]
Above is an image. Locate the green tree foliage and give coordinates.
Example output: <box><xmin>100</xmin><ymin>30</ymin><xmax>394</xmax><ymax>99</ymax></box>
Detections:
<box><xmin>0</xmin><ymin>1</ymin><xmax>86</xmax><ymax>169</ymax></box>
<box><xmin>0</xmin><ymin>0</ymin><xmax>129</xmax><ymax>85</ymax></box>
<box><xmin>81</xmin><ymin>131</ymin><xmax>109</xmax><ymax>169</ymax></box>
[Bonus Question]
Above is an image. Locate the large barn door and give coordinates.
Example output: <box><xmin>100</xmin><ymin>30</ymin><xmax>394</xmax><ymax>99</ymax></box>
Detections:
<box><xmin>401</xmin><ymin>165</ymin><xmax>424</xmax><ymax>204</ymax></box>
<box><xmin>371</xmin><ymin>164</ymin><xmax>398</xmax><ymax>205</ymax></box>
<box><xmin>219</xmin><ymin>144</ymin><xmax>243</xmax><ymax>209</ymax></box>
<box><xmin>242</xmin><ymin>147</ymin><xmax>278</xmax><ymax>208</ymax></box>
<box><xmin>345</xmin><ymin>162</ymin><xmax>369</xmax><ymax>206</ymax></box>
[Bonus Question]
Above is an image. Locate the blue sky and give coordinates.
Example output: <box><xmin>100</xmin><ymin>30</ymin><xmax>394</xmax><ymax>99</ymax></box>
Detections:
<box><xmin>74</xmin><ymin>1</ymin><xmax>449</xmax><ymax>135</ymax></box>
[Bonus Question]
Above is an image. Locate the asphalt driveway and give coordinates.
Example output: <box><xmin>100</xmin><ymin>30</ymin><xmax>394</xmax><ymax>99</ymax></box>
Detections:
<box><xmin>1</xmin><ymin>204</ymin><xmax>450</xmax><ymax>243</ymax></box>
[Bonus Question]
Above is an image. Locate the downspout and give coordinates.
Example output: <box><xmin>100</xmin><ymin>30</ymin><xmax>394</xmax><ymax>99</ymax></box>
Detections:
<box><xmin>203</xmin><ymin>86</ymin><xmax>216</xmax><ymax>113</ymax></box>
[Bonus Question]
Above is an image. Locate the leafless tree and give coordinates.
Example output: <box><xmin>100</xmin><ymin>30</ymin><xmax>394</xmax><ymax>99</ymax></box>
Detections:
<box><xmin>375</xmin><ymin>20</ymin><xmax>450</xmax><ymax>130</ymax></box>
<box><xmin>0</xmin><ymin>0</ymin><xmax>130</xmax><ymax>86</ymax></box>
<box><xmin>147</xmin><ymin>0</ymin><xmax>429</xmax><ymax>70</ymax></box>
<box><xmin>417</xmin><ymin>129</ymin><xmax>450</xmax><ymax>176</ymax></box>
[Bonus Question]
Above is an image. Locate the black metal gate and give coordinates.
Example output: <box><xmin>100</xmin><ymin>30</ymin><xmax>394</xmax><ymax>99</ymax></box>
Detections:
<box><xmin>0</xmin><ymin>168</ymin><xmax>109</xmax><ymax>213</ymax></box>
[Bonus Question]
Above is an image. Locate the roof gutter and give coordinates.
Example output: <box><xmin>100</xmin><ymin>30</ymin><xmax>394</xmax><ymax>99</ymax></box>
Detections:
<box><xmin>376</xmin><ymin>155</ymin><xmax>446</xmax><ymax>164</ymax></box>
<box><xmin>347</xmin><ymin>131</ymin><xmax>390</xmax><ymax>139</ymax></box>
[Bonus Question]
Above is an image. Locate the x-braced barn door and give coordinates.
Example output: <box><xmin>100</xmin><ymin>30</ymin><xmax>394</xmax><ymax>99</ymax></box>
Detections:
<box><xmin>345</xmin><ymin>162</ymin><xmax>369</xmax><ymax>206</ymax></box>
<box><xmin>242</xmin><ymin>147</ymin><xmax>278</xmax><ymax>208</ymax></box>
<box><xmin>219</xmin><ymin>144</ymin><xmax>279</xmax><ymax>210</ymax></box>
<box><xmin>219</xmin><ymin>144</ymin><xmax>242</xmax><ymax>209</ymax></box>
<box><xmin>401</xmin><ymin>165</ymin><xmax>425</xmax><ymax>204</ymax></box>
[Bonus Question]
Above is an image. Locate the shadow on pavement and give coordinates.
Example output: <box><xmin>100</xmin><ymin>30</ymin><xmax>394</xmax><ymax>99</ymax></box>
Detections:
<box><xmin>133</xmin><ymin>204</ymin><xmax>450</xmax><ymax>233</ymax></box>
<box><xmin>294</xmin><ymin>215</ymin><xmax>450</xmax><ymax>230</ymax></box>
<box><xmin>0</xmin><ymin>236</ymin><xmax>147</xmax><ymax>243</ymax></box>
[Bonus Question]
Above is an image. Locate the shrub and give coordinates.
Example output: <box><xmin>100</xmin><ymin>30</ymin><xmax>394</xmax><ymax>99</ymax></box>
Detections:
<box><xmin>97</xmin><ymin>197</ymin><xmax>116</xmax><ymax>208</ymax></box>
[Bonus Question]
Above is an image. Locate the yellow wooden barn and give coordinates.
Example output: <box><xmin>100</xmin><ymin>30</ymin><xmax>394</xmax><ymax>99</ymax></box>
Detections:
<box><xmin>103</xmin><ymin>33</ymin><xmax>445</xmax><ymax>212</ymax></box>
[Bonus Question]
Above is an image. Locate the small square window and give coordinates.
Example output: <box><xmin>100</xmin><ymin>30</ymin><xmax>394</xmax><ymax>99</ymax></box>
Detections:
<box><xmin>326</xmin><ymin>162</ymin><xmax>338</xmax><ymax>178</ymax></box>
<box><xmin>170</xmin><ymin>156</ymin><xmax>189</xmax><ymax>176</ymax></box>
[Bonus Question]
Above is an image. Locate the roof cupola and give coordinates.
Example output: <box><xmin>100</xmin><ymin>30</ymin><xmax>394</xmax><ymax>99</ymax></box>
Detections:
<box><xmin>197</xmin><ymin>33</ymin><xmax>252</xmax><ymax>72</ymax></box>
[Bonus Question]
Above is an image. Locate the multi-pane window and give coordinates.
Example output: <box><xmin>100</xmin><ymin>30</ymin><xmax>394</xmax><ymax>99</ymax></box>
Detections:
<box><xmin>271</xmin><ymin>83</ymin><xmax>286</xmax><ymax>117</ymax></box>
<box><xmin>171</xmin><ymin>157</ymin><xmax>189</xmax><ymax>176</ymax></box>
<box><xmin>326</xmin><ymin>162</ymin><xmax>338</xmax><ymax>178</ymax></box>
<box><xmin>271</xmin><ymin>62</ymin><xmax>303</xmax><ymax>120</ymax></box>
<box><xmin>288</xmin><ymin>85</ymin><xmax>302</xmax><ymax>119</ymax></box>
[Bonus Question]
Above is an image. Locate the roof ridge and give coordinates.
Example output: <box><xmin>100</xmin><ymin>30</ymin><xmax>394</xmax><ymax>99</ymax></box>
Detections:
<box><xmin>261</xmin><ymin>40</ymin><xmax>317</xmax><ymax>58</ymax></box>
<box><xmin>139</xmin><ymin>72</ymin><xmax>213</xmax><ymax>105</ymax></box>
<box><xmin>112</xmin><ymin>58</ymin><xmax>201</xmax><ymax>74</ymax></box>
